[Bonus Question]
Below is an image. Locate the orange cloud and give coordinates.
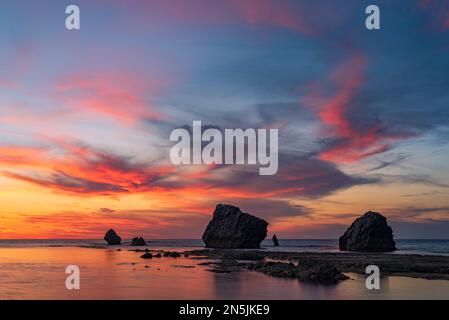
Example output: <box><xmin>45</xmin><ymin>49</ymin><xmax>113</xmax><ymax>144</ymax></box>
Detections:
<box><xmin>0</xmin><ymin>140</ymin><xmax>174</xmax><ymax>196</ymax></box>
<box><xmin>0</xmin><ymin>146</ymin><xmax>48</xmax><ymax>167</ymax></box>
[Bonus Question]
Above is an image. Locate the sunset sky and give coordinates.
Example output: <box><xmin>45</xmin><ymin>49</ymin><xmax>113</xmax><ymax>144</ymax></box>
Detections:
<box><xmin>1</xmin><ymin>0</ymin><xmax>449</xmax><ymax>239</ymax></box>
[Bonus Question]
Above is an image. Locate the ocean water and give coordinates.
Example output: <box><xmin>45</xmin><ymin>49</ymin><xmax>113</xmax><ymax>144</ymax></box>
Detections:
<box><xmin>0</xmin><ymin>239</ymin><xmax>448</xmax><ymax>256</ymax></box>
<box><xmin>1</xmin><ymin>239</ymin><xmax>449</xmax><ymax>299</ymax></box>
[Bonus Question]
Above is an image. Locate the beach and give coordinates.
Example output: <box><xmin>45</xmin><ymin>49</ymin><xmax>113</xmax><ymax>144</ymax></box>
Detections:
<box><xmin>1</xmin><ymin>240</ymin><xmax>449</xmax><ymax>300</ymax></box>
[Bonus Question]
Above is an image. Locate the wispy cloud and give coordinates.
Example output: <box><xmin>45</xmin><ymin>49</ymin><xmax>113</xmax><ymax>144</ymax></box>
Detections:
<box><xmin>56</xmin><ymin>72</ymin><xmax>167</xmax><ymax>125</ymax></box>
<box><xmin>304</xmin><ymin>54</ymin><xmax>414</xmax><ymax>163</ymax></box>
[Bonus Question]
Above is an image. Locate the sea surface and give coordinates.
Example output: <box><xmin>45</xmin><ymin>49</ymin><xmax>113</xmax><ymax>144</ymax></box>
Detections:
<box><xmin>1</xmin><ymin>239</ymin><xmax>449</xmax><ymax>256</ymax></box>
<box><xmin>0</xmin><ymin>239</ymin><xmax>449</xmax><ymax>299</ymax></box>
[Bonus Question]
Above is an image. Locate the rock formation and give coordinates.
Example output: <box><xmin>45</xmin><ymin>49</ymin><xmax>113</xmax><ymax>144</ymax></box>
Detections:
<box><xmin>339</xmin><ymin>211</ymin><xmax>397</xmax><ymax>252</ymax></box>
<box><xmin>272</xmin><ymin>234</ymin><xmax>279</xmax><ymax>246</ymax></box>
<box><xmin>104</xmin><ymin>229</ymin><xmax>121</xmax><ymax>245</ymax></box>
<box><xmin>131</xmin><ymin>237</ymin><xmax>146</xmax><ymax>246</ymax></box>
<box><xmin>202</xmin><ymin>204</ymin><xmax>268</xmax><ymax>249</ymax></box>
<box><xmin>246</xmin><ymin>261</ymin><xmax>348</xmax><ymax>284</ymax></box>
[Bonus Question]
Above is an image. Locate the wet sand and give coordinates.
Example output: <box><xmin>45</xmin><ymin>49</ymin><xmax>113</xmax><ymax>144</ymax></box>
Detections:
<box><xmin>1</xmin><ymin>246</ymin><xmax>449</xmax><ymax>299</ymax></box>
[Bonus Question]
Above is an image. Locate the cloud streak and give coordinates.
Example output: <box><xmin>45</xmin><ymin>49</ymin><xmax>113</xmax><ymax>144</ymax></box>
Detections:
<box><xmin>56</xmin><ymin>72</ymin><xmax>167</xmax><ymax>125</ymax></box>
<box><xmin>304</xmin><ymin>54</ymin><xmax>414</xmax><ymax>163</ymax></box>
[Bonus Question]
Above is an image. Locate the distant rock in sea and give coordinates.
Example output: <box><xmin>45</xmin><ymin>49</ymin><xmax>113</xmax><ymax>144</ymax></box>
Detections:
<box><xmin>131</xmin><ymin>237</ymin><xmax>146</xmax><ymax>246</ymax></box>
<box><xmin>202</xmin><ymin>204</ymin><xmax>268</xmax><ymax>249</ymax></box>
<box><xmin>272</xmin><ymin>234</ymin><xmax>279</xmax><ymax>246</ymax></box>
<box><xmin>339</xmin><ymin>211</ymin><xmax>397</xmax><ymax>252</ymax></box>
<box><xmin>104</xmin><ymin>229</ymin><xmax>122</xmax><ymax>245</ymax></box>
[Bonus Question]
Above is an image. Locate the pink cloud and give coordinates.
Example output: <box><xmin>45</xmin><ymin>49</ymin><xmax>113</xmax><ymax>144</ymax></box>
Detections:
<box><xmin>121</xmin><ymin>0</ymin><xmax>321</xmax><ymax>36</ymax></box>
<box><xmin>56</xmin><ymin>72</ymin><xmax>167</xmax><ymax>125</ymax></box>
<box><xmin>420</xmin><ymin>0</ymin><xmax>449</xmax><ymax>30</ymax></box>
<box><xmin>304</xmin><ymin>54</ymin><xmax>411</xmax><ymax>164</ymax></box>
<box><xmin>0</xmin><ymin>76</ymin><xmax>16</xmax><ymax>89</ymax></box>
<box><xmin>231</xmin><ymin>0</ymin><xmax>318</xmax><ymax>36</ymax></box>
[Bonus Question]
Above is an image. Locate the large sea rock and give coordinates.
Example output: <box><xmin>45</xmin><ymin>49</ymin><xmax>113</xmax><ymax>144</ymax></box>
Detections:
<box><xmin>339</xmin><ymin>211</ymin><xmax>396</xmax><ymax>252</ymax></box>
<box><xmin>202</xmin><ymin>204</ymin><xmax>268</xmax><ymax>249</ymax></box>
<box><xmin>104</xmin><ymin>229</ymin><xmax>122</xmax><ymax>245</ymax></box>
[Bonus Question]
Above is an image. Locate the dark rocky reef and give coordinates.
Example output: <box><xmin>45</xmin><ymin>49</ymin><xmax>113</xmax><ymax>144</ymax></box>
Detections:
<box><xmin>339</xmin><ymin>211</ymin><xmax>396</xmax><ymax>252</ymax></box>
<box><xmin>202</xmin><ymin>204</ymin><xmax>268</xmax><ymax>249</ymax></box>
<box><xmin>163</xmin><ymin>251</ymin><xmax>182</xmax><ymax>258</ymax></box>
<box><xmin>246</xmin><ymin>261</ymin><xmax>348</xmax><ymax>284</ymax></box>
<box><xmin>131</xmin><ymin>237</ymin><xmax>146</xmax><ymax>246</ymax></box>
<box><xmin>186</xmin><ymin>249</ymin><xmax>449</xmax><ymax>280</ymax></box>
<box><xmin>140</xmin><ymin>252</ymin><xmax>153</xmax><ymax>259</ymax></box>
<box><xmin>104</xmin><ymin>229</ymin><xmax>121</xmax><ymax>245</ymax></box>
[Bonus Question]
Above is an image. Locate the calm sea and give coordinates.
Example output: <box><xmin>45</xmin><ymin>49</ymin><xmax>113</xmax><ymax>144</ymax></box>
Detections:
<box><xmin>1</xmin><ymin>239</ymin><xmax>449</xmax><ymax>299</ymax></box>
<box><xmin>0</xmin><ymin>239</ymin><xmax>448</xmax><ymax>256</ymax></box>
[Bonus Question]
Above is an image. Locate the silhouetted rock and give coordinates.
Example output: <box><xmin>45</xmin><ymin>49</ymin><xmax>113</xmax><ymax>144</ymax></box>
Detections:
<box><xmin>162</xmin><ymin>251</ymin><xmax>181</xmax><ymax>258</ymax></box>
<box><xmin>140</xmin><ymin>252</ymin><xmax>153</xmax><ymax>259</ymax></box>
<box><xmin>202</xmin><ymin>204</ymin><xmax>268</xmax><ymax>249</ymax></box>
<box><xmin>272</xmin><ymin>234</ymin><xmax>279</xmax><ymax>246</ymax></box>
<box><xmin>104</xmin><ymin>229</ymin><xmax>121</xmax><ymax>245</ymax></box>
<box><xmin>339</xmin><ymin>211</ymin><xmax>397</xmax><ymax>252</ymax></box>
<box><xmin>131</xmin><ymin>237</ymin><xmax>146</xmax><ymax>246</ymax></box>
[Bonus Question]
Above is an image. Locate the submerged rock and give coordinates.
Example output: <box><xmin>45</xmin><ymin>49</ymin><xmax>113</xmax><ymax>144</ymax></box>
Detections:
<box><xmin>272</xmin><ymin>234</ymin><xmax>279</xmax><ymax>246</ymax></box>
<box><xmin>140</xmin><ymin>252</ymin><xmax>153</xmax><ymax>259</ymax></box>
<box><xmin>162</xmin><ymin>251</ymin><xmax>181</xmax><ymax>258</ymax></box>
<box><xmin>296</xmin><ymin>264</ymin><xmax>349</xmax><ymax>283</ymax></box>
<box><xmin>131</xmin><ymin>237</ymin><xmax>146</xmax><ymax>246</ymax></box>
<box><xmin>202</xmin><ymin>204</ymin><xmax>268</xmax><ymax>249</ymax></box>
<box><xmin>339</xmin><ymin>211</ymin><xmax>397</xmax><ymax>252</ymax></box>
<box><xmin>104</xmin><ymin>229</ymin><xmax>122</xmax><ymax>245</ymax></box>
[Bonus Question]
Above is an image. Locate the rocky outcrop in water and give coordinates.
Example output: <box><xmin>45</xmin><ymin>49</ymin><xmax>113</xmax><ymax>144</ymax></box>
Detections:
<box><xmin>104</xmin><ymin>229</ymin><xmax>121</xmax><ymax>245</ymax></box>
<box><xmin>272</xmin><ymin>234</ymin><xmax>279</xmax><ymax>246</ymax></box>
<box><xmin>246</xmin><ymin>261</ymin><xmax>348</xmax><ymax>284</ymax></box>
<box><xmin>186</xmin><ymin>248</ymin><xmax>449</xmax><ymax>280</ymax></box>
<box><xmin>202</xmin><ymin>204</ymin><xmax>268</xmax><ymax>249</ymax></box>
<box><xmin>131</xmin><ymin>237</ymin><xmax>146</xmax><ymax>246</ymax></box>
<box><xmin>163</xmin><ymin>251</ymin><xmax>181</xmax><ymax>258</ymax></box>
<box><xmin>339</xmin><ymin>211</ymin><xmax>396</xmax><ymax>252</ymax></box>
